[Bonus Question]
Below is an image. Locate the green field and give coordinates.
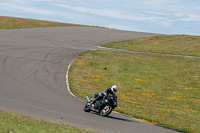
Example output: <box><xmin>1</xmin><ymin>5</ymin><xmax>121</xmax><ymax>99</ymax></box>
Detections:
<box><xmin>69</xmin><ymin>36</ymin><xmax>200</xmax><ymax>133</ymax></box>
<box><xmin>0</xmin><ymin>111</ymin><xmax>94</xmax><ymax>133</ymax></box>
<box><xmin>0</xmin><ymin>16</ymin><xmax>93</xmax><ymax>29</ymax></box>
<box><xmin>103</xmin><ymin>35</ymin><xmax>200</xmax><ymax>57</ymax></box>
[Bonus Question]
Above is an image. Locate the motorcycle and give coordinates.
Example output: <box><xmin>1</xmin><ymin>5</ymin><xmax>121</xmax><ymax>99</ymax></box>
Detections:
<box><xmin>83</xmin><ymin>93</ymin><xmax>117</xmax><ymax>116</ymax></box>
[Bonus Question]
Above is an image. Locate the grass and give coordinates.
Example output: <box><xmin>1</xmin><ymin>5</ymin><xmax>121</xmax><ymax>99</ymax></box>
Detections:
<box><xmin>0</xmin><ymin>110</ymin><xmax>95</xmax><ymax>133</ymax></box>
<box><xmin>1</xmin><ymin>16</ymin><xmax>199</xmax><ymax>132</ymax></box>
<box><xmin>69</xmin><ymin>50</ymin><xmax>200</xmax><ymax>133</ymax></box>
<box><xmin>0</xmin><ymin>16</ymin><xmax>95</xmax><ymax>29</ymax></box>
<box><xmin>103</xmin><ymin>35</ymin><xmax>200</xmax><ymax>57</ymax></box>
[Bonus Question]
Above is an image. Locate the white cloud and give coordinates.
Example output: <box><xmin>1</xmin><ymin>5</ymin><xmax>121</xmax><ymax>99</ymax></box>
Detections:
<box><xmin>0</xmin><ymin>2</ymin><xmax>58</xmax><ymax>15</ymax></box>
<box><xmin>180</xmin><ymin>14</ymin><xmax>200</xmax><ymax>22</ymax></box>
<box><xmin>126</xmin><ymin>0</ymin><xmax>200</xmax><ymax>22</ymax></box>
<box><xmin>160</xmin><ymin>21</ymin><xmax>172</xmax><ymax>27</ymax></box>
<box><xmin>54</xmin><ymin>4</ymin><xmax>163</xmax><ymax>23</ymax></box>
<box><xmin>32</xmin><ymin>0</ymin><xmax>54</xmax><ymax>1</ymax></box>
<box><xmin>105</xmin><ymin>24</ymin><xmax>144</xmax><ymax>32</ymax></box>
<box><xmin>145</xmin><ymin>11</ymin><xmax>165</xmax><ymax>16</ymax></box>
<box><xmin>4</xmin><ymin>0</ymin><xmax>32</xmax><ymax>5</ymax></box>
<box><xmin>0</xmin><ymin>0</ymin><xmax>200</xmax><ymax>35</ymax></box>
<box><xmin>0</xmin><ymin>2</ymin><xmax>78</xmax><ymax>18</ymax></box>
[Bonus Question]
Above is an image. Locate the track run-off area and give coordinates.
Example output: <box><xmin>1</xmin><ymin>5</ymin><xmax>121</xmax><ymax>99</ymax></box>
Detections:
<box><xmin>0</xmin><ymin>27</ymin><xmax>181</xmax><ymax>133</ymax></box>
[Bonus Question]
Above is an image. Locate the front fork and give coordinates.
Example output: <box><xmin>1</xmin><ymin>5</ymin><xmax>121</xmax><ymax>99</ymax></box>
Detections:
<box><xmin>86</xmin><ymin>96</ymin><xmax>91</xmax><ymax>102</ymax></box>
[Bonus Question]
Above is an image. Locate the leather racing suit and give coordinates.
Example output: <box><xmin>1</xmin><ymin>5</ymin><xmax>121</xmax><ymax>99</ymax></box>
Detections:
<box><xmin>91</xmin><ymin>88</ymin><xmax>115</xmax><ymax>104</ymax></box>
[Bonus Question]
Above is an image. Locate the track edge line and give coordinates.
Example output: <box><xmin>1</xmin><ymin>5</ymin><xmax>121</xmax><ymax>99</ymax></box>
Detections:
<box><xmin>66</xmin><ymin>59</ymin><xmax>85</xmax><ymax>103</ymax></box>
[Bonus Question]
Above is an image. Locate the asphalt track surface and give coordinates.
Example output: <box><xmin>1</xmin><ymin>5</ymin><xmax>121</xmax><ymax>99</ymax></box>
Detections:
<box><xmin>0</xmin><ymin>27</ymin><xmax>181</xmax><ymax>133</ymax></box>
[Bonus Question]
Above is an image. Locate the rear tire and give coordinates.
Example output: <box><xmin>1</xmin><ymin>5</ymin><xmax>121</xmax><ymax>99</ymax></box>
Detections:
<box><xmin>83</xmin><ymin>102</ymin><xmax>91</xmax><ymax>112</ymax></box>
<box><xmin>100</xmin><ymin>105</ymin><xmax>112</xmax><ymax>117</ymax></box>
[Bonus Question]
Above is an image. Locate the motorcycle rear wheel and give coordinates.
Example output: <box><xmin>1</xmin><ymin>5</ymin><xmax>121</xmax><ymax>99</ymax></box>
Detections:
<box><xmin>100</xmin><ymin>105</ymin><xmax>112</xmax><ymax>116</ymax></box>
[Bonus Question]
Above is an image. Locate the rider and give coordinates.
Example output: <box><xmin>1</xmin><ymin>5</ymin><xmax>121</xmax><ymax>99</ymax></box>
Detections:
<box><xmin>91</xmin><ymin>85</ymin><xmax>118</xmax><ymax>105</ymax></box>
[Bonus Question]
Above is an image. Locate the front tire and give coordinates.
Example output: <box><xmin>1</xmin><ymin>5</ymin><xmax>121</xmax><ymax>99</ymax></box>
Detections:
<box><xmin>83</xmin><ymin>102</ymin><xmax>91</xmax><ymax>112</ymax></box>
<box><xmin>100</xmin><ymin>105</ymin><xmax>112</xmax><ymax>116</ymax></box>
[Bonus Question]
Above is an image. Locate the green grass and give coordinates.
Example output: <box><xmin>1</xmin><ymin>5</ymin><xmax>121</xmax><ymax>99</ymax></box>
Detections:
<box><xmin>1</xmin><ymin>16</ymin><xmax>200</xmax><ymax>132</ymax></box>
<box><xmin>103</xmin><ymin>35</ymin><xmax>200</xmax><ymax>57</ymax></box>
<box><xmin>0</xmin><ymin>110</ymin><xmax>95</xmax><ymax>133</ymax></box>
<box><xmin>0</xmin><ymin>16</ymin><xmax>96</xmax><ymax>29</ymax></box>
<box><xmin>69</xmin><ymin>50</ymin><xmax>200</xmax><ymax>133</ymax></box>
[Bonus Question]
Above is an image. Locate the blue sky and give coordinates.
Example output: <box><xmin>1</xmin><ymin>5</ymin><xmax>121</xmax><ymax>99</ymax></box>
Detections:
<box><xmin>0</xmin><ymin>0</ymin><xmax>200</xmax><ymax>35</ymax></box>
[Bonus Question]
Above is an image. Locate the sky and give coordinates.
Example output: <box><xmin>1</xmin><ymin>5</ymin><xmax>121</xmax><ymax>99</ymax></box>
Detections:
<box><xmin>0</xmin><ymin>0</ymin><xmax>200</xmax><ymax>35</ymax></box>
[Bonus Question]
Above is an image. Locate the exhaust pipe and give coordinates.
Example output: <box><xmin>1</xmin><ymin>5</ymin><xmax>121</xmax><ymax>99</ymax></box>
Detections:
<box><xmin>86</xmin><ymin>96</ymin><xmax>91</xmax><ymax>102</ymax></box>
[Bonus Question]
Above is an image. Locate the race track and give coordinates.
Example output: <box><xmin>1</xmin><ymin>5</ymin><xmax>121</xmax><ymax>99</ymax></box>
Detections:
<box><xmin>0</xmin><ymin>27</ymin><xmax>180</xmax><ymax>133</ymax></box>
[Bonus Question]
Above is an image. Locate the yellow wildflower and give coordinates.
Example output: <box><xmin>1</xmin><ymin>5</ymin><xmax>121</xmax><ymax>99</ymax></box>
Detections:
<box><xmin>92</xmin><ymin>75</ymin><xmax>101</xmax><ymax>78</ymax></box>
<box><xmin>142</xmin><ymin>93</ymin><xmax>152</xmax><ymax>98</ymax></box>
<box><xmin>181</xmin><ymin>105</ymin><xmax>189</xmax><ymax>108</ymax></box>
<box><xmin>135</xmin><ymin>78</ymin><xmax>146</xmax><ymax>82</ymax></box>
<box><xmin>168</xmin><ymin>97</ymin><xmax>179</xmax><ymax>101</ymax></box>
<box><xmin>185</xmin><ymin>87</ymin><xmax>196</xmax><ymax>90</ymax></box>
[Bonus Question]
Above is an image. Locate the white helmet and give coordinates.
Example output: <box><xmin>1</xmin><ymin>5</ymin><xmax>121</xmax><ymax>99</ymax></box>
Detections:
<box><xmin>111</xmin><ymin>85</ymin><xmax>118</xmax><ymax>93</ymax></box>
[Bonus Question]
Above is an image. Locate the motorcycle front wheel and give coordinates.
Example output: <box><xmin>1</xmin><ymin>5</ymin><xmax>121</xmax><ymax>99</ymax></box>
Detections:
<box><xmin>100</xmin><ymin>105</ymin><xmax>113</xmax><ymax>116</ymax></box>
<box><xmin>83</xmin><ymin>102</ymin><xmax>91</xmax><ymax>112</ymax></box>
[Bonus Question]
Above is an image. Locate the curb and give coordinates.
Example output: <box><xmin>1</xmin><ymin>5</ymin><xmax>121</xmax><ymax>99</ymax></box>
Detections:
<box><xmin>66</xmin><ymin>59</ymin><xmax>85</xmax><ymax>103</ymax></box>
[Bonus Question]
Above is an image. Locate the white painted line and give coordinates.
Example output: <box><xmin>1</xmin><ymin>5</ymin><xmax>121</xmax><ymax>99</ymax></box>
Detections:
<box><xmin>66</xmin><ymin>59</ymin><xmax>85</xmax><ymax>103</ymax></box>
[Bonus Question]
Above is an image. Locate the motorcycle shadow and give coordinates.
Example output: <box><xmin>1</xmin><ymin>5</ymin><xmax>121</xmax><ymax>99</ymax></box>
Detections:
<box><xmin>106</xmin><ymin>115</ymin><xmax>137</xmax><ymax>123</ymax></box>
<box><xmin>90</xmin><ymin>111</ymin><xmax>137</xmax><ymax>123</ymax></box>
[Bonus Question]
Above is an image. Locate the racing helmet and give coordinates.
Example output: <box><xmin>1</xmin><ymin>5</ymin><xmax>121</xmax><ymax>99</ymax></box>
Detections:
<box><xmin>93</xmin><ymin>93</ymin><xmax>98</xmax><ymax>98</ymax></box>
<box><xmin>111</xmin><ymin>85</ymin><xmax>118</xmax><ymax>93</ymax></box>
